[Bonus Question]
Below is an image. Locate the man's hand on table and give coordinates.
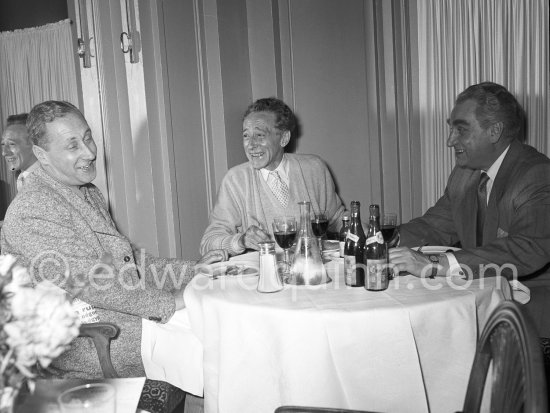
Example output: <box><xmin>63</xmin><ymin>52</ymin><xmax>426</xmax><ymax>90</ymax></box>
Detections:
<box><xmin>239</xmin><ymin>225</ymin><xmax>271</xmax><ymax>251</ymax></box>
<box><xmin>197</xmin><ymin>249</ymin><xmax>229</xmax><ymax>265</ymax></box>
<box><xmin>389</xmin><ymin>247</ymin><xmax>449</xmax><ymax>278</ymax></box>
<box><xmin>172</xmin><ymin>250</ymin><xmax>229</xmax><ymax>311</ymax></box>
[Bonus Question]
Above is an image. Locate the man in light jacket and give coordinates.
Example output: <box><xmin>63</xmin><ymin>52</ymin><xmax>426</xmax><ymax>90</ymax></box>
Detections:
<box><xmin>1</xmin><ymin>100</ymin><xmax>226</xmax><ymax>379</ymax></box>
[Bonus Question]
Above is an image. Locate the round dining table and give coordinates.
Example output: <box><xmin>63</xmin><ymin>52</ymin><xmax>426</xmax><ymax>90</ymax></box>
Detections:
<box><xmin>180</xmin><ymin>251</ymin><xmax>512</xmax><ymax>413</ymax></box>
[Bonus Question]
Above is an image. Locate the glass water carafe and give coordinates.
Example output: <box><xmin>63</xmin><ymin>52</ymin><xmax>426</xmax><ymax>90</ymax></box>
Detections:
<box><xmin>287</xmin><ymin>201</ymin><xmax>331</xmax><ymax>285</ymax></box>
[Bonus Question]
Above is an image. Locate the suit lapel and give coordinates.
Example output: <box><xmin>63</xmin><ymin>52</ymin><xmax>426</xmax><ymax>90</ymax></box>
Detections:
<box><xmin>483</xmin><ymin>141</ymin><xmax>522</xmax><ymax>244</ymax></box>
<box><xmin>36</xmin><ymin>168</ymin><xmax>121</xmax><ymax>238</ymax></box>
<box><xmin>460</xmin><ymin>171</ymin><xmax>480</xmax><ymax>248</ymax></box>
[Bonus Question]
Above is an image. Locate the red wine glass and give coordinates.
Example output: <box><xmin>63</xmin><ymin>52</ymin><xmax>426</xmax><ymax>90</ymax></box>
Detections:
<box><xmin>272</xmin><ymin>217</ymin><xmax>297</xmax><ymax>275</ymax></box>
<box><xmin>311</xmin><ymin>213</ymin><xmax>328</xmax><ymax>250</ymax></box>
<box><xmin>382</xmin><ymin>212</ymin><xmax>398</xmax><ymax>278</ymax></box>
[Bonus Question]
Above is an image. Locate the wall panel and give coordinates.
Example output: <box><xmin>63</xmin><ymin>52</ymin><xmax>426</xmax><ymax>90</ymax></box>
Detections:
<box><xmin>248</xmin><ymin>0</ymin><xmax>422</xmax><ymax>222</ymax></box>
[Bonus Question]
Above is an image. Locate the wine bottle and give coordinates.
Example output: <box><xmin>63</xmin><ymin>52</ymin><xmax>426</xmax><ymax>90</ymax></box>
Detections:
<box><xmin>344</xmin><ymin>201</ymin><xmax>366</xmax><ymax>287</ymax></box>
<box><xmin>364</xmin><ymin>204</ymin><xmax>388</xmax><ymax>291</ymax></box>
<box><xmin>339</xmin><ymin>213</ymin><xmax>350</xmax><ymax>258</ymax></box>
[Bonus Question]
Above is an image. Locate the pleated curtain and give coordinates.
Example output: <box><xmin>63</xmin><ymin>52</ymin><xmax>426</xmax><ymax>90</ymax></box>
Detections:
<box><xmin>0</xmin><ymin>19</ymin><xmax>78</xmax><ymax>209</ymax></box>
<box><xmin>416</xmin><ymin>0</ymin><xmax>549</xmax><ymax>211</ymax></box>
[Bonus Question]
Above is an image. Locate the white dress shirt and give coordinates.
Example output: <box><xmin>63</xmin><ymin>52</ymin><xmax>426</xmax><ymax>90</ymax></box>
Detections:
<box><xmin>259</xmin><ymin>154</ymin><xmax>289</xmax><ymax>186</ymax></box>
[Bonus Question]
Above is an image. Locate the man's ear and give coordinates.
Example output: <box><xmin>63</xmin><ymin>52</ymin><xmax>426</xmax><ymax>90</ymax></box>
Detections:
<box><xmin>280</xmin><ymin>130</ymin><xmax>291</xmax><ymax>148</ymax></box>
<box><xmin>488</xmin><ymin>121</ymin><xmax>504</xmax><ymax>143</ymax></box>
<box><xmin>33</xmin><ymin>145</ymin><xmax>48</xmax><ymax>164</ymax></box>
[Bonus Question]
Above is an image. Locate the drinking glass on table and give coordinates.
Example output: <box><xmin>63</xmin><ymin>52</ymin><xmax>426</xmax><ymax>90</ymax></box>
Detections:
<box><xmin>58</xmin><ymin>383</ymin><xmax>115</xmax><ymax>413</ymax></box>
<box><xmin>272</xmin><ymin>217</ymin><xmax>297</xmax><ymax>275</ymax></box>
<box><xmin>381</xmin><ymin>212</ymin><xmax>399</xmax><ymax>279</ymax></box>
<box><xmin>311</xmin><ymin>212</ymin><xmax>328</xmax><ymax>251</ymax></box>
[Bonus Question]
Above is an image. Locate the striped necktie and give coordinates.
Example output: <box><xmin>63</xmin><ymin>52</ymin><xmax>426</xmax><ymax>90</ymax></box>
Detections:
<box><xmin>476</xmin><ymin>172</ymin><xmax>490</xmax><ymax>247</ymax></box>
<box><xmin>267</xmin><ymin>171</ymin><xmax>289</xmax><ymax>208</ymax></box>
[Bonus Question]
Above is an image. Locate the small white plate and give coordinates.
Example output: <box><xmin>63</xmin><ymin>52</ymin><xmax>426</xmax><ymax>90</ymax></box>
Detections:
<box><xmin>412</xmin><ymin>246</ymin><xmax>461</xmax><ymax>254</ymax></box>
<box><xmin>196</xmin><ymin>261</ymin><xmax>259</xmax><ymax>278</ymax></box>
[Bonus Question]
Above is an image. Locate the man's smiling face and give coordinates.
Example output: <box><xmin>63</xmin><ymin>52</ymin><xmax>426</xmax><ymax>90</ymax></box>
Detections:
<box><xmin>1</xmin><ymin>124</ymin><xmax>36</xmax><ymax>172</ymax></box>
<box><xmin>35</xmin><ymin>113</ymin><xmax>97</xmax><ymax>189</ymax></box>
<box><xmin>242</xmin><ymin>111</ymin><xmax>289</xmax><ymax>171</ymax></box>
<box><xmin>447</xmin><ymin>99</ymin><xmax>497</xmax><ymax>170</ymax></box>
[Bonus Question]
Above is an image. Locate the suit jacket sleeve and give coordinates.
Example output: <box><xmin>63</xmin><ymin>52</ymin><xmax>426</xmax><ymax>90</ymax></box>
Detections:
<box><xmin>399</xmin><ymin>161</ymin><xmax>550</xmax><ymax>278</ymax></box>
<box><xmin>399</xmin><ymin>185</ymin><xmax>461</xmax><ymax>248</ymax></box>
<box><xmin>453</xmin><ymin>163</ymin><xmax>550</xmax><ymax>278</ymax></box>
<box><xmin>132</xmin><ymin>245</ymin><xmax>195</xmax><ymax>291</ymax></box>
<box><xmin>2</xmin><ymin>194</ymin><xmax>179</xmax><ymax>323</ymax></box>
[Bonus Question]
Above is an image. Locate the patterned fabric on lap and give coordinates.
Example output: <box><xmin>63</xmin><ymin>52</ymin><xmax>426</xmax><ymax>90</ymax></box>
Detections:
<box><xmin>137</xmin><ymin>379</ymin><xmax>186</xmax><ymax>413</ymax></box>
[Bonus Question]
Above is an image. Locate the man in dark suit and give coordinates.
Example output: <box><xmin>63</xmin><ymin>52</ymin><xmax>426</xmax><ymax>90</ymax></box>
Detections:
<box><xmin>390</xmin><ymin>82</ymin><xmax>550</xmax><ymax>281</ymax></box>
<box><xmin>389</xmin><ymin>82</ymin><xmax>550</xmax><ymax>334</ymax></box>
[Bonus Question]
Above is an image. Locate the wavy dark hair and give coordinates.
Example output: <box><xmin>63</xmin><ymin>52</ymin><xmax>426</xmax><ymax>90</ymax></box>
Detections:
<box><xmin>27</xmin><ymin>100</ymin><xmax>84</xmax><ymax>149</ymax></box>
<box><xmin>455</xmin><ymin>82</ymin><xmax>526</xmax><ymax>141</ymax></box>
<box><xmin>6</xmin><ymin>113</ymin><xmax>28</xmax><ymax>127</ymax></box>
<box><xmin>242</xmin><ymin>97</ymin><xmax>296</xmax><ymax>134</ymax></box>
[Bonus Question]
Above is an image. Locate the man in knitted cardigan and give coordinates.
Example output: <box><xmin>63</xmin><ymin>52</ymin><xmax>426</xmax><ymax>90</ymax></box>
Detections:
<box><xmin>200</xmin><ymin>97</ymin><xmax>345</xmax><ymax>256</ymax></box>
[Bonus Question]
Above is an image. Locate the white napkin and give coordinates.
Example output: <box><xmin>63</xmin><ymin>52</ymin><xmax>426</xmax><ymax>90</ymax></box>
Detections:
<box><xmin>141</xmin><ymin>307</ymin><xmax>204</xmax><ymax>395</ymax></box>
<box><xmin>509</xmin><ymin>279</ymin><xmax>530</xmax><ymax>304</ymax></box>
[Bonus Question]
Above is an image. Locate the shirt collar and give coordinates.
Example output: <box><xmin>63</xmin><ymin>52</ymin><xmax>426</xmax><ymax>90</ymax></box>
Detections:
<box><xmin>483</xmin><ymin>145</ymin><xmax>510</xmax><ymax>182</ymax></box>
<box><xmin>260</xmin><ymin>154</ymin><xmax>289</xmax><ymax>183</ymax></box>
<box><xmin>18</xmin><ymin>160</ymin><xmax>40</xmax><ymax>178</ymax></box>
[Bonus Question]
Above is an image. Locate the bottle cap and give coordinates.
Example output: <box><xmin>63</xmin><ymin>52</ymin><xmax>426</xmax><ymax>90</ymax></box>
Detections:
<box><xmin>259</xmin><ymin>241</ymin><xmax>276</xmax><ymax>255</ymax></box>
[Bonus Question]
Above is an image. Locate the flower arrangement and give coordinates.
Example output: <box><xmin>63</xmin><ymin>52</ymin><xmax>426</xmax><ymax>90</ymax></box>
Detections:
<box><xmin>0</xmin><ymin>254</ymin><xmax>81</xmax><ymax>411</ymax></box>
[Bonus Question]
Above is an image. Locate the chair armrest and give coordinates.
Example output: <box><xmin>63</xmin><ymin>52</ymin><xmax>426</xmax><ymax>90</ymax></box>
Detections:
<box><xmin>78</xmin><ymin>322</ymin><xmax>120</xmax><ymax>378</ymax></box>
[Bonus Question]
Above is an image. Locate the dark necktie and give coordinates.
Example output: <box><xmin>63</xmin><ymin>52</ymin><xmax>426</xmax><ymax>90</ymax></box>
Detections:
<box><xmin>476</xmin><ymin>172</ymin><xmax>490</xmax><ymax>247</ymax></box>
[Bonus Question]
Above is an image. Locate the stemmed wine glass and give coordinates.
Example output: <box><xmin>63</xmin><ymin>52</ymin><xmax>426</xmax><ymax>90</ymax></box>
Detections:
<box><xmin>381</xmin><ymin>212</ymin><xmax>399</xmax><ymax>279</ymax></box>
<box><xmin>311</xmin><ymin>212</ymin><xmax>328</xmax><ymax>251</ymax></box>
<box><xmin>272</xmin><ymin>217</ymin><xmax>297</xmax><ymax>275</ymax></box>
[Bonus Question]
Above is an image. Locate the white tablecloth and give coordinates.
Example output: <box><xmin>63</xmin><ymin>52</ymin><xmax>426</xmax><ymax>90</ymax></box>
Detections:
<box><xmin>179</xmin><ymin>252</ymin><xmax>511</xmax><ymax>413</ymax></box>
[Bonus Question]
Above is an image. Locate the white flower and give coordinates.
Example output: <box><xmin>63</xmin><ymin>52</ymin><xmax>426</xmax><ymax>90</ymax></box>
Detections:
<box><xmin>0</xmin><ymin>255</ymin><xmax>17</xmax><ymax>277</ymax></box>
<box><xmin>4</xmin><ymin>281</ymin><xmax>81</xmax><ymax>369</ymax></box>
<box><xmin>9</xmin><ymin>265</ymin><xmax>31</xmax><ymax>287</ymax></box>
<box><xmin>2</xmin><ymin>263</ymin><xmax>32</xmax><ymax>295</ymax></box>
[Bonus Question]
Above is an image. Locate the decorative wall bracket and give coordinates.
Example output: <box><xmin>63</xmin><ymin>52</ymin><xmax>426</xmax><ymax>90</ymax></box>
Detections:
<box><xmin>76</xmin><ymin>0</ymin><xmax>91</xmax><ymax>68</ymax></box>
<box><xmin>120</xmin><ymin>0</ymin><xmax>140</xmax><ymax>63</ymax></box>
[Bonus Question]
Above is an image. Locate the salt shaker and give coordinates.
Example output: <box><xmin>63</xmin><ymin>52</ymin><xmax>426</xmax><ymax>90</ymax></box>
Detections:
<box><xmin>257</xmin><ymin>241</ymin><xmax>284</xmax><ymax>293</ymax></box>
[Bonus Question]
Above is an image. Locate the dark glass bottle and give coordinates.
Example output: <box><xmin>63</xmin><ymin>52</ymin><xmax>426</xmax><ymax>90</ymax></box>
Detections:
<box><xmin>364</xmin><ymin>204</ymin><xmax>388</xmax><ymax>291</ymax></box>
<box><xmin>344</xmin><ymin>201</ymin><xmax>366</xmax><ymax>287</ymax></box>
<box><xmin>338</xmin><ymin>213</ymin><xmax>350</xmax><ymax>258</ymax></box>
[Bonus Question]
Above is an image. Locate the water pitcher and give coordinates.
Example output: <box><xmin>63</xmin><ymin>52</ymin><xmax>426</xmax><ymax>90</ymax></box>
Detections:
<box><xmin>287</xmin><ymin>201</ymin><xmax>331</xmax><ymax>285</ymax></box>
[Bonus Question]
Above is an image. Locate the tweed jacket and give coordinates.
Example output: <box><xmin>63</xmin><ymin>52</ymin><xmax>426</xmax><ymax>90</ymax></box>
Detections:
<box><xmin>1</xmin><ymin>167</ymin><xmax>195</xmax><ymax>378</ymax></box>
<box><xmin>200</xmin><ymin>153</ymin><xmax>345</xmax><ymax>255</ymax></box>
<box><xmin>400</xmin><ymin>139</ymin><xmax>550</xmax><ymax>279</ymax></box>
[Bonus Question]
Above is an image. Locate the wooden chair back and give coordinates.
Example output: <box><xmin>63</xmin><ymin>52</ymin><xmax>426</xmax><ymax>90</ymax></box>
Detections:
<box><xmin>78</xmin><ymin>322</ymin><xmax>120</xmax><ymax>379</ymax></box>
<box><xmin>462</xmin><ymin>300</ymin><xmax>547</xmax><ymax>413</ymax></box>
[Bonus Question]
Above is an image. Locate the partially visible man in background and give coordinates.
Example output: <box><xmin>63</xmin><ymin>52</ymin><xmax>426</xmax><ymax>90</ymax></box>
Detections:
<box><xmin>1</xmin><ymin>113</ymin><xmax>38</xmax><ymax>191</ymax></box>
